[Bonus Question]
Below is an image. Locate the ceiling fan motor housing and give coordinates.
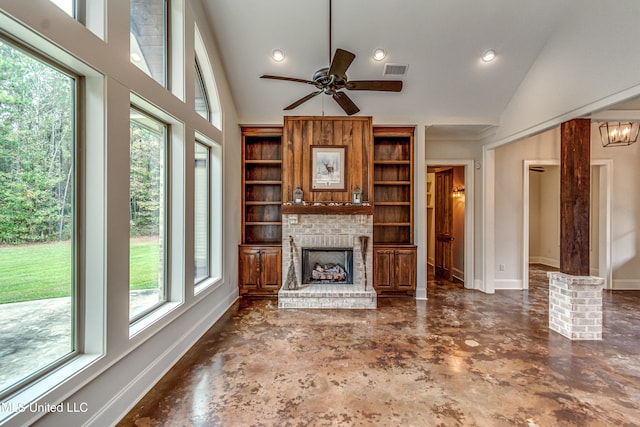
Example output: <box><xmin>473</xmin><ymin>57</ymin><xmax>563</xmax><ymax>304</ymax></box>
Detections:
<box><xmin>260</xmin><ymin>48</ymin><xmax>401</xmax><ymax>115</ymax></box>
<box><xmin>313</xmin><ymin>67</ymin><xmax>347</xmax><ymax>90</ymax></box>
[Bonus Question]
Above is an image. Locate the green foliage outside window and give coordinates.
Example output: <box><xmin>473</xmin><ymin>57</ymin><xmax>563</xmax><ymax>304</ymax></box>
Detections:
<box><xmin>0</xmin><ymin>42</ymin><xmax>74</xmax><ymax>244</ymax></box>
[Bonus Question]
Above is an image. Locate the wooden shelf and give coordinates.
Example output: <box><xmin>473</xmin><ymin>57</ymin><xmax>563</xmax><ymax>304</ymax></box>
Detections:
<box><xmin>245</xmin><ymin>180</ymin><xmax>281</xmax><ymax>185</ymax></box>
<box><xmin>373</xmin><ymin>181</ymin><xmax>411</xmax><ymax>185</ymax></box>
<box><xmin>244</xmin><ymin>159</ymin><xmax>282</xmax><ymax>164</ymax></box>
<box><xmin>373</xmin><ymin>127</ymin><xmax>414</xmax><ymax>245</ymax></box>
<box><xmin>374</xmin><ymin>160</ymin><xmax>411</xmax><ymax>165</ymax></box>
<box><xmin>245</xmin><ymin>201</ymin><xmax>282</xmax><ymax>205</ymax></box>
<box><xmin>241</xmin><ymin>127</ymin><xmax>284</xmax><ymax>247</ymax></box>
<box><xmin>282</xmin><ymin>204</ymin><xmax>374</xmax><ymax>215</ymax></box>
<box><xmin>375</xmin><ymin>201</ymin><xmax>411</xmax><ymax>206</ymax></box>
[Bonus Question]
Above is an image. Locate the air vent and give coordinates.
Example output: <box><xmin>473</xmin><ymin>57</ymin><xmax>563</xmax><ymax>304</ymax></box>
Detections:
<box><xmin>383</xmin><ymin>63</ymin><xmax>408</xmax><ymax>76</ymax></box>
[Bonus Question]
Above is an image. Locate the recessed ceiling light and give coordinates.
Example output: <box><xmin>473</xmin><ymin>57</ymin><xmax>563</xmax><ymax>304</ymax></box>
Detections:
<box><xmin>272</xmin><ymin>49</ymin><xmax>285</xmax><ymax>62</ymax></box>
<box><xmin>482</xmin><ymin>49</ymin><xmax>496</xmax><ymax>62</ymax></box>
<box><xmin>372</xmin><ymin>48</ymin><xmax>386</xmax><ymax>61</ymax></box>
<box><xmin>130</xmin><ymin>52</ymin><xmax>142</xmax><ymax>62</ymax></box>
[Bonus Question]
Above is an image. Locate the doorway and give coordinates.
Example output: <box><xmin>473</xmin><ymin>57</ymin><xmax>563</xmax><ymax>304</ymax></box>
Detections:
<box><xmin>522</xmin><ymin>160</ymin><xmax>612</xmax><ymax>289</ymax></box>
<box><xmin>427</xmin><ymin>163</ymin><xmax>472</xmax><ymax>287</ymax></box>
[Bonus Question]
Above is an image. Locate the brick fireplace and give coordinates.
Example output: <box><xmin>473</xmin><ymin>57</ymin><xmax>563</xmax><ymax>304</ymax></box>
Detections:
<box><xmin>278</xmin><ymin>213</ymin><xmax>377</xmax><ymax>309</ymax></box>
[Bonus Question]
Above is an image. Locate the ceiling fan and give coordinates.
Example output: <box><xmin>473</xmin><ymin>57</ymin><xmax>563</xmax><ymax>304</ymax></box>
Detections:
<box><xmin>259</xmin><ymin>1</ymin><xmax>403</xmax><ymax>116</ymax></box>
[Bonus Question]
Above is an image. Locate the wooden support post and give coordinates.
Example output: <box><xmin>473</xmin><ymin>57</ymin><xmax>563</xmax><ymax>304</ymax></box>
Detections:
<box><xmin>560</xmin><ymin>119</ymin><xmax>591</xmax><ymax>276</ymax></box>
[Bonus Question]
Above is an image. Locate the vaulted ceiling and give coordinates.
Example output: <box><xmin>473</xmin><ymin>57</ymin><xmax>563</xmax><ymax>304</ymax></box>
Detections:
<box><xmin>202</xmin><ymin>0</ymin><xmax>573</xmax><ymax>129</ymax></box>
<box><xmin>202</xmin><ymin>0</ymin><xmax>637</xmax><ymax>139</ymax></box>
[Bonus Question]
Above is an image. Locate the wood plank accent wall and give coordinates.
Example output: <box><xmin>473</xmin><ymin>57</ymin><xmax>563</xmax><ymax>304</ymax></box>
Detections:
<box><xmin>282</xmin><ymin>116</ymin><xmax>373</xmax><ymax>203</ymax></box>
<box><xmin>560</xmin><ymin>118</ymin><xmax>591</xmax><ymax>276</ymax></box>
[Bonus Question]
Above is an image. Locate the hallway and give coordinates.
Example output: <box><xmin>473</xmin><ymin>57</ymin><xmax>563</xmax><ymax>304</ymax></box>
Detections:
<box><xmin>119</xmin><ymin>267</ymin><xmax>640</xmax><ymax>426</ymax></box>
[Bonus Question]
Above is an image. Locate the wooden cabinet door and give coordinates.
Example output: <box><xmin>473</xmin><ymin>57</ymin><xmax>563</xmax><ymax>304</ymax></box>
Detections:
<box><xmin>373</xmin><ymin>249</ymin><xmax>393</xmax><ymax>290</ymax></box>
<box><xmin>260</xmin><ymin>247</ymin><xmax>282</xmax><ymax>290</ymax></box>
<box><xmin>395</xmin><ymin>249</ymin><xmax>416</xmax><ymax>291</ymax></box>
<box><xmin>239</xmin><ymin>247</ymin><xmax>261</xmax><ymax>290</ymax></box>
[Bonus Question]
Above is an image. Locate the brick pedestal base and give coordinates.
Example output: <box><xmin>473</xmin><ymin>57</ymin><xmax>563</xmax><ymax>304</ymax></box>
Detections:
<box><xmin>547</xmin><ymin>272</ymin><xmax>605</xmax><ymax>340</ymax></box>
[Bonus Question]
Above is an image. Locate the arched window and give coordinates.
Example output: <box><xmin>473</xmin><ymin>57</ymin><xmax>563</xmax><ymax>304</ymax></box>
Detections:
<box><xmin>194</xmin><ymin>25</ymin><xmax>222</xmax><ymax>129</ymax></box>
<box><xmin>194</xmin><ymin>60</ymin><xmax>210</xmax><ymax>121</ymax></box>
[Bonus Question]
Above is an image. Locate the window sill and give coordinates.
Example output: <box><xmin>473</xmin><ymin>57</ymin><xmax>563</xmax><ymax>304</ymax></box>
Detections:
<box><xmin>194</xmin><ymin>276</ymin><xmax>222</xmax><ymax>296</ymax></box>
<box><xmin>0</xmin><ymin>353</ymin><xmax>102</xmax><ymax>425</ymax></box>
<box><xmin>129</xmin><ymin>301</ymin><xmax>181</xmax><ymax>339</ymax></box>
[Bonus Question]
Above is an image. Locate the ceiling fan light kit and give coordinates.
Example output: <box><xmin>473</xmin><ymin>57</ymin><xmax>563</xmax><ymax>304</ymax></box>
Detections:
<box><xmin>260</xmin><ymin>0</ymin><xmax>403</xmax><ymax>116</ymax></box>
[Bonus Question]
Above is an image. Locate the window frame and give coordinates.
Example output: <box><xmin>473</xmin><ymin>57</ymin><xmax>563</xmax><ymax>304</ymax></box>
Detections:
<box><xmin>128</xmin><ymin>105</ymin><xmax>171</xmax><ymax>324</ymax></box>
<box><xmin>130</xmin><ymin>0</ymin><xmax>170</xmax><ymax>88</ymax></box>
<box><xmin>194</xmin><ymin>59</ymin><xmax>211</xmax><ymax>122</ymax></box>
<box><xmin>194</xmin><ymin>140</ymin><xmax>211</xmax><ymax>285</ymax></box>
<box><xmin>194</xmin><ymin>24</ymin><xmax>221</xmax><ymax>130</ymax></box>
<box><xmin>0</xmin><ymin>34</ymin><xmax>80</xmax><ymax>400</ymax></box>
<box><xmin>193</xmin><ymin>133</ymin><xmax>222</xmax><ymax>295</ymax></box>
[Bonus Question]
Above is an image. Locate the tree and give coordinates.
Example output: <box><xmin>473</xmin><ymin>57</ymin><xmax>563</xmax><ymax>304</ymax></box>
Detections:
<box><xmin>129</xmin><ymin>118</ymin><xmax>164</xmax><ymax>236</ymax></box>
<box><xmin>0</xmin><ymin>41</ymin><xmax>74</xmax><ymax>244</ymax></box>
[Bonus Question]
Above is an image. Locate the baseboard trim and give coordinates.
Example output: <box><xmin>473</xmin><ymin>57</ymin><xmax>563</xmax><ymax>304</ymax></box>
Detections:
<box><xmin>474</xmin><ymin>279</ymin><xmax>492</xmax><ymax>293</ymax></box>
<box><xmin>88</xmin><ymin>288</ymin><xmax>239</xmax><ymax>426</ymax></box>
<box><xmin>452</xmin><ymin>267</ymin><xmax>464</xmax><ymax>282</ymax></box>
<box><xmin>494</xmin><ymin>279</ymin><xmax>523</xmax><ymax>290</ymax></box>
<box><xmin>611</xmin><ymin>279</ymin><xmax>640</xmax><ymax>290</ymax></box>
<box><xmin>529</xmin><ymin>257</ymin><xmax>559</xmax><ymax>268</ymax></box>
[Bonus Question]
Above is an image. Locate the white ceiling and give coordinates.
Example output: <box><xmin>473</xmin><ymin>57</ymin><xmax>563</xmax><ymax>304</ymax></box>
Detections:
<box><xmin>202</xmin><ymin>0</ymin><xmax>573</xmax><ymax>129</ymax></box>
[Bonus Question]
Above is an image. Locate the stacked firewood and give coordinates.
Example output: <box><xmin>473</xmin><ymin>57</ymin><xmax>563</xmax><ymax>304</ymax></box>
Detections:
<box><xmin>311</xmin><ymin>263</ymin><xmax>346</xmax><ymax>281</ymax></box>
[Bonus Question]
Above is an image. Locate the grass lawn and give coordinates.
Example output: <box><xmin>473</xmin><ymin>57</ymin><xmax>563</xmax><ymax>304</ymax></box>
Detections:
<box><xmin>0</xmin><ymin>239</ymin><xmax>160</xmax><ymax>304</ymax></box>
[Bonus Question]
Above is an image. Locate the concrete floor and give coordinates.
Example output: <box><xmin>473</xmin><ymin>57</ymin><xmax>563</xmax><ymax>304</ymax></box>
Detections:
<box><xmin>0</xmin><ymin>290</ymin><xmax>160</xmax><ymax>392</ymax></box>
<box><xmin>118</xmin><ymin>266</ymin><xmax>640</xmax><ymax>426</ymax></box>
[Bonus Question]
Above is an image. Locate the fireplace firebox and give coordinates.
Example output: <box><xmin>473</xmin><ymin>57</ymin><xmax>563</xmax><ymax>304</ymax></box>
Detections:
<box><xmin>302</xmin><ymin>248</ymin><xmax>353</xmax><ymax>285</ymax></box>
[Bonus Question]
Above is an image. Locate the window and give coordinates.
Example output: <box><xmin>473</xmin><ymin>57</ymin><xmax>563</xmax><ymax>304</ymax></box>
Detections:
<box><xmin>194</xmin><ymin>61</ymin><xmax>210</xmax><ymax>121</ymax></box>
<box><xmin>0</xmin><ymin>39</ymin><xmax>76</xmax><ymax>396</ymax></box>
<box><xmin>194</xmin><ymin>135</ymin><xmax>222</xmax><ymax>293</ymax></box>
<box><xmin>129</xmin><ymin>108</ymin><xmax>168</xmax><ymax>321</ymax></box>
<box><xmin>130</xmin><ymin>0</ymin><xmax>167</xmax><ymax>86</ymax></box>
<box><xmin>194</xmin><ymin>25</ymin><xmax>222</xmax><ymax>129</ymax></box>
<box><xmin>194</xmin><ymin>142</ymin><xmax>210</xmax><ymax>283</ymax></box>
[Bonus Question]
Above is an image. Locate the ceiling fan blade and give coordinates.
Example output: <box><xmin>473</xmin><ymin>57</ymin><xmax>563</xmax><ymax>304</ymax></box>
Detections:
<box><xmin>260</xmin><ymin>75</ymin><xmax>318</xmax><ymax>86</ymax></box>
<box><xmin>346</xmin><ymin>80</ymin><xmax>403</xmax><ymax>92</ymax></box>
<box><xmin>332</xmin><ymin>91</ymin><xmax>360</xmax><ymax>116</ymax></box>
<box><xmin>284</xmin><ymin>91</ymin><xmax>322</xmax><ymax>110</ymax></box>
<box><xmin>328</xmin><ymin>49</ymin><xmax>355</xmax><ymax>80</ymax></box>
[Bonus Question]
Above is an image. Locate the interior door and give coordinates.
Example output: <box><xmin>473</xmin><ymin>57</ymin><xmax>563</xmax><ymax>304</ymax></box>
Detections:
<box><xmin>435</xmin><ymin>169</ymin><xmax>453</xmax><ymax>279</ymax></box>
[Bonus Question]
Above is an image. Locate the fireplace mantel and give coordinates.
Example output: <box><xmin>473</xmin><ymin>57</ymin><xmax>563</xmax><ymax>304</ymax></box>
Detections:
<box><xmin>282</xmin><ymin>203</ymin><xmax>374</xmax><ymax>215</ymax></box>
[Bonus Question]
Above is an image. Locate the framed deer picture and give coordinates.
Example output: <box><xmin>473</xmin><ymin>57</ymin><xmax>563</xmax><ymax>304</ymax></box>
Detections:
<box><xmin>311</xmin><ymin>145</ymin><xmax>347</xmax><ymax>191</ymax></box>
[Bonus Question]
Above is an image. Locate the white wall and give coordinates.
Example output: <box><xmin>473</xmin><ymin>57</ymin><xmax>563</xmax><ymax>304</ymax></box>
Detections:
<box><xmin>592</xmin><ymin>126</ymin><xmax>640</xmax><ymax>289</ymax></box>
<box><xmin>493</xmin><ymin>125</ymin><xmax>640</xmax><ymax>291</ymax></box>
<box><xmin>529</xmin><ymin>171</ymin><xmax>541</xmax><ymax>260</ymax></box>
<box><xmin>0</xmin><ymin>1</ymin><xmax>242</xmax><ymax>426</ymax></box>
<box><xmin>529</xmin><ymin>166</ymin><xmax>561</xmax><ymax>268</ymax></box>
<box><xmin>426</xmin><ymin>172</ymin><xmax>435</xmax><ymax>265</ymax></box>
<box><xmin>425</xmin><ymin>137</ymin><xmax>482</xmax><ymax>286</ymax></box>
<box><xmin>452</xmin><ymin>166</ymin><xmax>465</xmax><ymax>280</ymax></box>
<box><xmin>491</xmin><ymin>0</ymin><xmax>640</xmax><ymax>146</ymax></box>
<box><xmin>494</xmin><ymin>129</ymin><xmax>560</xmax><ymax>289</ymax></box>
